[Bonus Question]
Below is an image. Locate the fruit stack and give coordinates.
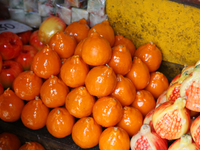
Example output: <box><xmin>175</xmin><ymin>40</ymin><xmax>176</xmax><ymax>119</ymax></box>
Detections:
<box><xmin>0</xmin><ymin>15</ymin><xmax>200</xmax><ymax>150</ymax></box>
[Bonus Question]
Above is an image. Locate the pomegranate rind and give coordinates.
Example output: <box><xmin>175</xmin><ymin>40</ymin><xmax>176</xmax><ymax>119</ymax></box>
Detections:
<box><xmin>191</xmin><ymin>115</ymin><xmax>200</xmax><ymax>148</ymax></box>
<box><xmin>152</xmin><ymin>97</ymin><xmax>191</xmax><ymax>140</ymax></box>
<box><xmin>168</xmin><ymin>134</ymin><xmax>200</xmax><ymax>150</ymax></box>
<box><xmin>130</xmin><ymin>124</ymin><xmax>168</xmax><ymax>150</ymax></box>
<box><xmin>180</xmin><ymin>64</ymin><xmax>200</xmax><ymax>112</ymax></box>
<box><xmin>156</xmin><ymin>90</ymin><xmax>167</xmax><ymax>105</ymax></box>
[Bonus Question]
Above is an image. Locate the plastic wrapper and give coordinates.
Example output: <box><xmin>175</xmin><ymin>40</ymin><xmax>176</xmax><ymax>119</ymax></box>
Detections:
<box><xmin>9</xmin><ymin>0</ymin><xmax>24</xmax><ymax>9</ymax></box>
<box><xmin>71</xmin><ymin>7</ymin><xmax>89</xmax><ymax>23</ymax></box>
<box><xmin>87</xmin><ymin>0</ymin><xmax>106</xmax><ymax>16</ymax></box>
<box><xmin>25</xmin><ymin>12</ymin><xmax>42</xmax><ymax>28</ymax></box>
<box><xmin>56</xmin><ymin>3</ymin><xmax>72</xmax><ymax>25</ymax></box>
<box><xmin>23</xmin><ymin>0</ymin><xmax>38</xmax><ymax>12</ymax></box>
<box><xmin>64</xmin><ymin>0</ymin><xmax>86</xmax><ymax>8</ymax></box>
<box><xmin>89</xmin><ymin>13</ymin><xmax>108</xmax><ymax>27</ymax></box>
<box><xmin>38</xmin><ymin>0</ymin><xmax>55</xmax><ymax>17</ymax></box>
<box><xmin>8</xmin><ymin>8</ymin><xmax>26</xmax><ymax>23</ymax></box>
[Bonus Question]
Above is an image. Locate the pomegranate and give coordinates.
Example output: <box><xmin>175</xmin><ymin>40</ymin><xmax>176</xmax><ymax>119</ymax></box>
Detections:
<box><xmin>191</xmin><ymin>115</ymin><xmax>200</xmax><ymax>148</ymax></box>
<box><xmin>156</xmin><ymin>90</ymin><xmax>167</xmax><ymax>105</ymax></box>
<box><xmin>152</xmin><ymin>97</ymin><xmax>191</xmax><ymax>140</ymax></box>
<box><xmin>180</xmin><ymin>62</ymin><xmax>200</xmax><ymax>112</ymax></box>
<box><xmin>166</xmin><ymin>70</ymin><xmax>191</xmax><ymax>102</ymax></box>
<box><xmin>143</xmin><ymin>109</ymin><xmax>155</xmax><ymax>131</ymax></box>
<box><xmin>168</xmin><ymin>134</ymin><xmax>200</xmax><ymax>150</ymax></box>
<box><xmin>130</xmin><ymin>124</ymin><xmax>168</xmax><ymax>150</ymax></box>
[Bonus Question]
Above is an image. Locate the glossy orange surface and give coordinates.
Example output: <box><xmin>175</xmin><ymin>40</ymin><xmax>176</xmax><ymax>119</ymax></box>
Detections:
<box><xmin>40</xmin><ymin>75</ymin><xmax>69</xmax><ymax>108</ymax></box>
<box><xmin>31</xmin><ymin>45</ymin><xmax>61</xmax><ymax>79</ymax></box>
<box><xmin>92</xmin><ymin>96</ymin><xmax>123</xmax><ymax>127</ymax></box>
<box><xmin>64</xmin><ymin>18</ymin><xmax>90</xmax><ymax>43</ymax></box>
<box><xmin>82</xmin><ymin>31</ymin><xmax>112</xmax><ymax>66</ymax></box>
<box><xmin>46</xmin><ymin>107</ymin><xmax>75</xmax><ymax>138</ymax></box>
<box><xmin>131</xmin><ymin>90</ymin><xmax>156</xmax><ymax>116</ymax></box>
<box><xmin>65</xmin><ymin>86</ymin><xmax>95</xmax><ymax>118</ymax></box>
<box><xmin>108</xmin><ymin>45</ymin><xmax>132</xmax><ymax>75</ymax></box>
<box><xmin>21</xmin><ymin>97</ymin><xmax>49</xmax><ymax>130</ymax></box>
<box><xmin>0</xmin><ymin>89</ymin><xmax>24</xmax><ymax>122</ymax></box>
<box><xmin>60</xmin><ymin>55</ymin><xmax>89</xmax><ymax>88</ymax></box>
<box><xmin>126</xmin><ymin>57</ymin><xmax>150</xmax><ymax>90</ymax></box>
<box><xmin>72</xmin><ymin>117</ymin><xmax>102</xmax><ymax>149</ymax></box>
<box><xmin>111</xmin><ymin>74</ymin><xmax>136</xmax><ymax>106</ymax></box>
<box><xmin>99</xmin><ymin>127</ymin><xmax>130</xmax><ymax>150</ymax></box>
<box><xmin>13</xmin><ymin>70</ymin><xmax>43</xmax><ymax>101</ymax></box>
<box><xmin>49</xmin><ymin>31</ymin><xmax>77</xmax><ymax>59</ymax></box>
<box><xmin>117</xmin><ymin>106</ymin><xmax>143</xmax><ymax>137</ymax></box>
<box><xmin>85</xmin><ymin>65</ymin><xmax>117</xmax><ymax>97</ymax></box>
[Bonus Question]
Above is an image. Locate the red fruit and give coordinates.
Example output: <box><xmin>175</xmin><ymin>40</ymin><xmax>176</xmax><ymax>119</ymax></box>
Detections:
<box><xmin>0</xmin><ymin>132</ymin><xmax>21</xmax><ymax>150</ymax></box>
<box><xmin>168</xmin><ymin>134</ymin><xmax>200</xmax><ymax>150</ymax></box>
<box><xmin>0</xmin><ymin>31</ymin><xmax>23</xmax><ymax>60</ymax></box>
<box><xmin>190</xmin><ymin>115</ymin><xmax>200</xmax><ymax>148</ymax></box>
<box><xmin>0</xmin><ymin>60</ymin><xmax>23</xmax><ymax>89</ymax></box>
<box><xmin>0</xmin><ymin>54</ymin><xmax>2</xmax><ymax>72</ymax></box>
<box><xmin>156</xmin><ymin>90</ymin><xmax>167</xmax><ymax>105</ymax></box>
<box><xmin>152</xmin><ymin>97</ymin><xmax>191</xmax><ymax>140</ymax></box>
<box><xmin>0</xmin><ymin>88</ymin><xmax>25</xmax><ymax>122</ymax></box>
<box><xmin>29</xmin><ymin>30</ymin><xmax>45</xmax><ymax>51</ymax></box>
<box><xmin>130</xmin><ymin>124</ymin><xmax>168</xmax><ymax>150</ymax></box>
<box><xmin>38</xmin><ymin>16</ymin><xmax>66</xmax><ymax>44</ymax></box>
<box><xmin>167</xmin><ymin>70</ymin><xmax>191</xmax><ymax>102</ymax></box>
<box><xmin>143</xmin><ymin>109</ymin><xmax>155</xmax><ymax>131</ymax></box>
<box><xmin>0</xmin><ymin>83</ymin><xmax>3</xmax><ymax>95</ymax></box>
<box><xmin>14</xmin><ymin>45</ymin><xmax>38</xmax><ymax>71</ymax></box>
<box><xmin>180</xmin><ymin>63</ymin><xmax>200</xmax><ymax>112</ymax></box>
<box><xmin>17</xmin><ymin>30</ymin><xmax>32</xmax><ymax>45</ymax></box>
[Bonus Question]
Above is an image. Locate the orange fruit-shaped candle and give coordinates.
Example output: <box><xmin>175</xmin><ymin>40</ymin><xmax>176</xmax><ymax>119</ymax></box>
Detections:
<box><xmin>108</xmin><ymin>45</ymin><xmax>132</xmax><ymax>75</ymax></box>
<box><xmin>134</xmin><ymin>41</ymin><xmax>162</xmax><ymax>72</ymax></box>
<box><xmin>49</xmin><ymin>31</ymin><xmax>77</xmax><ymax>59</ymax></box>
<box><xmin>64</xmin><ymin>18</ymin><xmax>90</xmax><ymax>43</ymax></box>
<box><xmin>117</xmin><ymin>106</ymin><xmax>143</xmax><ymax>137</ymax></box>
<box><xmin>82</xmin><ymin>30</ymin><xmax>112</xmax><ymax>66</ymax></box>
<box><xmin>0</xmin><ymin>88</ymin><xmax>24</xmax><ymax>122</ymax></box>
<box><xmin>21</xmin><ymin>96</ymin><xmax>49</xmax><ymax>130</ymax></box>
<box><xmin>74</xmin><ymin>38</ymin><xmax>86</xmax><ymax>57</ymax></box>
<box><xmin>88</xmin><ymin>20</ymin><xmax>115</xmax><ymax>47</ymax></box>
<box><xmin>92</xmin><ymin>96</ymin><xmax>123</xmax><ymax>127</ymax></box>
<box><xmin>40</xmin><ymin>75</ymin><xmax>69</xmax><ymax>108</ymax></box>
<box><xmin>145</xmin><ymin>71</ymin><xmax>169</xmax><ymax>99</ymax></box>
<box><xmin>113</xmin><ymin>34</ymin><xmax>136</xmax><ymax>57</ymax></box>
<box><xmin>60</xmin><ymin>55</ymin><xmax>89</xmax><ymax>88</ymax></box>
<box><xmin>126</xmin><ymin>57</ymin><xmax>150</xmax><ymax>90</ymax></box>
<box><xmin>99</xmin><ymin>127</ymin><xmax>130</xmax><ymax>150</ymax></box>
<box><xmin>0</xmin><ymin>132</ymin><xmax>21</xmax><ymax>150</ymax></box>
<box><xmin>46</xmin><ymin>107</ymin><xmax>75</xmax><ymax>138</ymax></box>
<box><xmin>131</xmin><ymin>90</ymin><xmax>156</xmax><ymax>117</ymax></box>
<box><xmin>110</xmin><ymin>74</ymin><xmax>136</xmax><ymax>106</ymax></box>
<box><xmin>85</xmin><ymin>65</ymin><xmax>117</xmax><ymax>97</ymax></box>
<box><xmin>65</xmin><ymin>86</ymin><xmax>95</xmax><ymax>118</ymax></box>
<box><xmin>72</xmin><ymin>117</ymin><xmax>102</xmax><ymax>149</ymax></box>
<box><xmin>13</xmin><ymin>70</ymin><xmax>43</xmax><ymax>101</ymax></box>
<box><xmin>31</xmin><ymin>45</ymin><xmax>61</xmax><ymax>79</ymax></box>
<box><xmin>19</xmin><ymin>142</ymin><xmax>45</xmax><ymax>150</ymax></box>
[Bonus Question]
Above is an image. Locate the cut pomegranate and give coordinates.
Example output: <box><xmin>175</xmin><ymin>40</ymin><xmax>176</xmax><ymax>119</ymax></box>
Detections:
<box><xmin>152</xmin><ymin>97</ymin><xmax>191</xmax><ymax>140</ymax></box>
<box><xmin>180</xmin><ymin>63</ymin><xmax>200</xmax><ymax>112</ymax></box>
<box><xmin>130</xmin><ymin>124</ymin><xmax>168</xmax><ymax>150</ymax></box>
<box><xmin>168</xmin><ymin>134</ymin><xmax>200</xmax><ymax>150</ymax></box>
<box><xmin>191</xmin><ymin>115</ymin><xmax>200</xmax><ymax>148</ymax></box>
<box><xmin>167</xmin><ymin>69</ymin><xmax>191</xmax><ymax>102</ymax></box>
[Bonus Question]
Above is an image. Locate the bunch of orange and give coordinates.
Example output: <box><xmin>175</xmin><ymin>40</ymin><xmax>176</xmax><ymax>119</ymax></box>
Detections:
<box><xmin>0</xmin><ymin>17</ymin><xmax>169</xmax><ymax>150</ymax></box>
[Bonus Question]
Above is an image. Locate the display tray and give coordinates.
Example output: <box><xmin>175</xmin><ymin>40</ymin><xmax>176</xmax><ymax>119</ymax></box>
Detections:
<box><xmin>0</xmin><ymin>119</ymin><xmax>99</xmax><ymax>150</ymax></box>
